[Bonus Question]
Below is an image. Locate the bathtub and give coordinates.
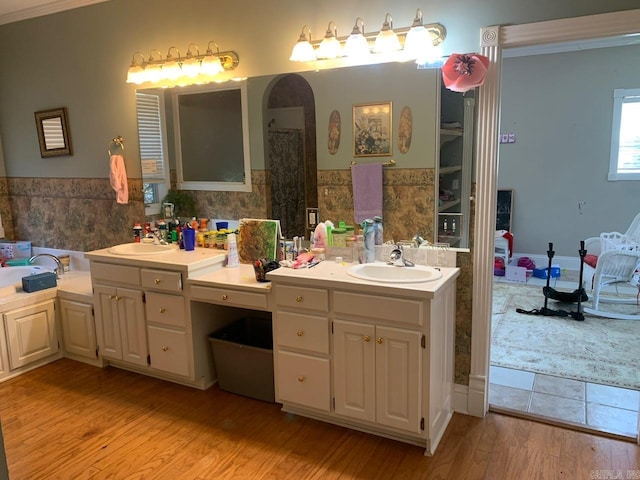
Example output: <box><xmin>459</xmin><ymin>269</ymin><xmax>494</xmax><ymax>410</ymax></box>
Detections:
<box><xmin>0</xmin><ymin>265</ymin><xmax>51</xmax><ymax>297</ymax></box>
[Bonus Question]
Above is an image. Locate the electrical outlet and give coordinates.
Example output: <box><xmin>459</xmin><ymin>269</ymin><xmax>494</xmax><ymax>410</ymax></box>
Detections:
<box><xmin>500</xmin><ymin>133</ymin><xmax>509</xmax><ymax>144</ymax></box>
<box><xmin>508</xmin><ymin>133</ymin><xmax>516</xmax><ymax>143</ymax></box>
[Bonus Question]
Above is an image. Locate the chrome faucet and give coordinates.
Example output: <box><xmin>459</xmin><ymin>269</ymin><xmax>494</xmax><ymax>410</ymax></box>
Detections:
<box><xmin>28</xmin><ymin>253</ymin><xmax>64</xmax><ymax>278</ymax></box>
<box><xmin>388</xmin><ymin>245</ymin><xmax>415</xmax><ymax>267</ymax></box>
<box><xmin>147</xmin><ymin>229</ymin><xmax>167</xmax><ymax>245</ymax></box>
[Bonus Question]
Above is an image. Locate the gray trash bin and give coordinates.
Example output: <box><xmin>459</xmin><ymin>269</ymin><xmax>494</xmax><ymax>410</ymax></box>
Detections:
<box><xmin>209</xmin><ymin>317</ymin><xmax>274</xmax><ymax>402</ymax></box>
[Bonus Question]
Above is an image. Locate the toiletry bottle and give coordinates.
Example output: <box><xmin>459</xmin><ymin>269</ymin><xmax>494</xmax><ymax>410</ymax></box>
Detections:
<box><xmin>373</xmin><ymin>216</ymin><xmax>384</xmax><ymax>245</ymax></box>
<box><xmin>361</xmin><ymin>219</ymin><xmax>375</xmax><ymax>263</ymax></box>
<box><xmin>158</xmin><ymin>220</ymin><xmax>167</xmax><ymax>243</ymax></box>
<box><xmin>133</xmin><ymin>223</ymin><xmax>142</xmax><ymax>243</ymax></box>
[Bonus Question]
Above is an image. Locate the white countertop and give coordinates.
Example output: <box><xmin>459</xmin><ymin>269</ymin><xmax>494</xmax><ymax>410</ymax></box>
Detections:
<box><xmin>188</xmin><ymin>264</ymin><xmax>272</xmax><ymax>292</ymax></box>
<box><xmin>85</xmin><ymin>245</ymin><xmax>227</xmax><ymax>275</ymax></box>
<box><xmin>267</xmin><ymin>261</ymin><xmax>460</xmax><ymax>298</ymax></box>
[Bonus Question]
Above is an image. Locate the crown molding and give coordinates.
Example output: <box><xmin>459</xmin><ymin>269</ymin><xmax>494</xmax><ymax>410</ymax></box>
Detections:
<box><xmin>0</xmin><ymin>0</ymin><xmax>110</xmax><ymax>26</ymax></box>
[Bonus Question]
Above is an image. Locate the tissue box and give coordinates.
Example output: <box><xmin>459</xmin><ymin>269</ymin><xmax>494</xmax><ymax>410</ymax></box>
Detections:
<box><xmin>0</xmin><ymin>241</ymin><xmax>31</xmax><ymax>259</ymax></box>
<box><xmin>21</xmin><ymin>272</ymin><xmax>57</xmax><ymax>293</ymax></box>
<box><xmin>532</xmin><ymin>265</ymin><xmax>561</xmax><ymax>279</ymax></box>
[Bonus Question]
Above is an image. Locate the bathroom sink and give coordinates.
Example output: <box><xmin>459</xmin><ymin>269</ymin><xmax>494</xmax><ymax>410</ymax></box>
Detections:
<box><xmin>108</xmin><ymin>243</ymin><xmax>176</xmax><ymax>256</ymax></box>
<box><xmin>347</xmin><ymin>263</ymin><xmax>443</xmax><ymax>284</ymax></box>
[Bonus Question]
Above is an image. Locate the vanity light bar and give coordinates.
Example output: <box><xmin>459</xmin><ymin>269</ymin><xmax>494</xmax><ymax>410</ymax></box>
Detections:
<box><xmin>126</xmin><ymin>42</ymin><xmax>239</xmax><ymax>86</ymax></box>
<box><xmin>290</xmin><ymin>9</ymin><xmax>446</xmax><ymax>65</ymax></box>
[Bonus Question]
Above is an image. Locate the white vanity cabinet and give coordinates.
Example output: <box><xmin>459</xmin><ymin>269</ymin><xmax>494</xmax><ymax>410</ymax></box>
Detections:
<box><xmin>333</xmin><ymin>320</ymin><xmax>421</xmax><ymax>433</ymax></box>
<box><xmin>94</xmin><ymin>283</ymin><xmax>147</xmax><ymax>367</ymax></box>
<box><xmin>273</xmin><ymin>284</ymin><xmax>331</xmax><ymax>412</ymax></box>
<box><xmin>4</xmin><ymin>299</ymin><xmax>58</xmax><ymax>370</ymax></box>
<box><xmin>142</xmin><ymin>269</ymin><xmax>190</xmax><ymax>379</ymax></box>
<box><xmin>59</xmin><ymin>298</ymin><xmax>97</xmax><ymax>361</ymax></box>
<box><xmin>86</xmin><ymin>247</ymin><xmax>227</xmax><ymax>388</ymax></box>
<box><xmin>268</xmin><ymin>263</ymin><xmax>459</xmax><ymax>456</ymax></box>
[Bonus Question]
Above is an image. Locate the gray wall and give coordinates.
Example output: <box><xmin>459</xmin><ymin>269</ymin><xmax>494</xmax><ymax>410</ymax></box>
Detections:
<box><xmin>499</xmin><ymin>44</ymin><xmax>640</xmax><ymax>257</ymax></box>
<box><xmin>0</xmin><ymin>0</ymin><xmax>638</xmax><ymax>184</ymax></box>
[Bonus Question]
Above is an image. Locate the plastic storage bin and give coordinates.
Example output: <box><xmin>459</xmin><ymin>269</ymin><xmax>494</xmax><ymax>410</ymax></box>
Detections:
<box><xmin>208</xmin><ymin>317</ymin><xmax>274</xmax><ymax>402</ymax></box>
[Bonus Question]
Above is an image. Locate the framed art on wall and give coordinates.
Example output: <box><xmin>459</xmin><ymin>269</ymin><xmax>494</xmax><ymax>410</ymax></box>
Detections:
<box><xmin>34</xmin><ymin>107</ymin><xmax>73</xmax><ymax>157</ymax></box>
<box><xmin>353</xmin><ymin>102</ymin><xmax>392</xmax><ymax>157</ymax></box>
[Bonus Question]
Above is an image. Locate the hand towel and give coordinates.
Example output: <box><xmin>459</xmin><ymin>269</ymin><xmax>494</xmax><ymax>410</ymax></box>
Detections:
<box><xmin>351</xmin><ymin>163</ymin><xmax>383</xmax><ymax>224</ymax></box>
<box><xmin>109</xmin><ymin>154</ymin><xmax>128</xmax><ymax>204</ymax></box>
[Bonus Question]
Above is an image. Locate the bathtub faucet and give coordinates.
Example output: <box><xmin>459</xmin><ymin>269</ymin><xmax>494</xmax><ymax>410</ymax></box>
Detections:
<box><xmin>28</xmin><ymin>254</ymin><xmax>64</xmax><ymax>278</ymax></box>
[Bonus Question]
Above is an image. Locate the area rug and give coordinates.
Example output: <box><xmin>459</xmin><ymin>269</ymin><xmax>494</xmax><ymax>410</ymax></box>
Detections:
<box><xmin>491</xmin><ymin>282</ymin><xmax>640</xmax><ymax>390</ymax></box>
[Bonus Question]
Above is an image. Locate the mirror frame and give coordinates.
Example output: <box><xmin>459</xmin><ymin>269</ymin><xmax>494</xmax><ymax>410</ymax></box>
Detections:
<box><xmin>468</xmin><ymin>9</ymin><xmax>640</xmax><ymax>418</ymax></box>
<box><xmin>173</xmin><ymin>81</ymin><xmax>252</xmax><ymax>192</ymax></box>
<box><xmin>34</xmin><ymin>107</ymin><xmax>73</xmax><ymax>157</ymax></box>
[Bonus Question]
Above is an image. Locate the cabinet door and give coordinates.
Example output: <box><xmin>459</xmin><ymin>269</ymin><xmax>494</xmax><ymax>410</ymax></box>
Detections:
<box><xmin>333</xmin><ymin>320</ymin><xmax>375</xmax><ymax>422</ymax></box>
<box><xmin>375</xmin><ymin>325</ymin><xmax>422</xmax><ymax>433</ymax></box>
<box><xmin>4</xmin><ymin>300</ymin><xmax>57</xmax><ymax>370</ymax></box>
<box><xmin>147</xmin><ymin>325</ymin><xmax>189</xmax><ymax>377</ymax></box>
<box><xmin>94</xmin><ymin>284</ymin><xmax>122</xmax><ymax>360</ymax></box>
<box><xmin>59</xmin><ymin>299</ymin><xmax>97</xmax><ymax>360</ymax></box>
<box><xmin>0</xmin><ymin>323</ymin><xmax>8</xmax><ymax>379</ymax></box>
<box><xmin>117</xmin><ymin>287</ymin><xmax>148</xmax><ymax>367</ymax></box>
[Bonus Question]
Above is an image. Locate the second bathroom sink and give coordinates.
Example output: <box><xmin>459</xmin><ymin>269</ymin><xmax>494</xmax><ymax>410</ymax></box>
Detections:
<box><xmin>347</xmin><ymin>263</ymin><xmax>442</xmax><ymax>284</ymax></box>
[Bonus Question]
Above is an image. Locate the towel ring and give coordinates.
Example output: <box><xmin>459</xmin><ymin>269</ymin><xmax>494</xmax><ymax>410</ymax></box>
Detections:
<box><xmin>108</xmin><ymin>136</ymin><xmax>125</xmax><ymax>156</ymax></box>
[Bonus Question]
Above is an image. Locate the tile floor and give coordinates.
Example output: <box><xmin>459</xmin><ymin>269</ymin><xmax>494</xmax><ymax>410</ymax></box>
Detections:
<box><xmin>491</xmin><ymin>268</ymin><xmax>640</xmax><ymax>438</ymax></box>
<box><xmin>489</xmin><ymin>365</ymin><xmax>639</xmax><ymax>438</ymax></box>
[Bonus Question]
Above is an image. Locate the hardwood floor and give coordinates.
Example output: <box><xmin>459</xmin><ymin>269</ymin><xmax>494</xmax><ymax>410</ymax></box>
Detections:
<box><xmin>0</xmin><ymin>359</ymin><xmax>638</xmax><ymax>479</ymax></box>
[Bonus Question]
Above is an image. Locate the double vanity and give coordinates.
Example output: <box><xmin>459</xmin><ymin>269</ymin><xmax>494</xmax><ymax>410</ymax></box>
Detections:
<box><xmin>8</xmin><ymin>243</ymin><xmax>459</xmax><ymax>455</ymax></box>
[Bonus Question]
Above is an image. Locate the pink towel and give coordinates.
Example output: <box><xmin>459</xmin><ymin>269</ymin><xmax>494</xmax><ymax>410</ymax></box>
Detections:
<box><xmin>109</xmin><ymin>154</ymin><xmax>128</xmax><ymax>204</ymax></box>
<box><xmin>351</xmin><ymin>163</ymin><xmax>383</xmax><ymax>223</ymax></box>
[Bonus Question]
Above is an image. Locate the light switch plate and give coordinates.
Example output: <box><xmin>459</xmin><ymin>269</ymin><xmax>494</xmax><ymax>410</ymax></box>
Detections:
<box><xmin>500</xmin><ymin>133</ymin><xmax>509</xmax><ymax>144</ymax></box>
<box><xmin>306</xmin><ymin>208</ymin><xmax>319</xmax><ymax>230</ymax></box>
<box><xmin>508</xmin><ymin>133</ymin><xmax>516</xmax><ymax>143</ymax></box>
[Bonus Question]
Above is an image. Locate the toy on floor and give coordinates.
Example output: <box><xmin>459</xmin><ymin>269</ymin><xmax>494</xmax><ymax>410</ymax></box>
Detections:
<box><xmin>516</xmin><ymin>241</ymin><xmax>587</xmax><ymax>321</ymax></box>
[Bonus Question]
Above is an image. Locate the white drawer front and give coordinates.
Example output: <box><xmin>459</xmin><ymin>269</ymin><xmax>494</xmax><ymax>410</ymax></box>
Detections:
<box><xmin>276</xmin><ymin>351</ymin><xmax>330</xmax><ymax>411</ymax></box>
<box><xmin>91</xmin><ymin>262</ymin><xmax>140</xmax><ymax>287</ymax></box>
<box><xmin>148</xmin><ymin>325</ymin><xmax>190</xmax><ymax>378</ymax></box>
<box><xmin>141</xmin><ymin>269</ymin><xmax>183</xmax><ymax>292</ymax></box>
<box><xmin>276</xmin><ymin>285</ymin><xmax>329</xmax><ymax>312</ymax></box>
<box><xmin>190</xmin><ymin>285</ymin><xmax>269</xmax><ymax>310</ymax></box>
<box><xmin>276</xmin><ymin>311</ymin><xmax>329</xmax><ymax>354</ymax></box>
<box><xmin>333</xmin><ymin>291</ymin><xmax>424</xmax><ymax>326</ymax></box>
<box><xmin>145</xmin><ymin>292</ymin><xmax>186</xmax><ymax>328</ymax></box>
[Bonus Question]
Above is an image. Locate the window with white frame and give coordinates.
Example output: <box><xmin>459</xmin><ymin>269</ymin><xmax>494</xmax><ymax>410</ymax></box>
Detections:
<box><xmin>609</xmin><ymin>88</ymin><xmax>640</xmax><ymax>181</ymax></box>
<box><xmin>136</xmin><ymin>91</ymin><xmax>170</xmax><ymax>214</ymax></box>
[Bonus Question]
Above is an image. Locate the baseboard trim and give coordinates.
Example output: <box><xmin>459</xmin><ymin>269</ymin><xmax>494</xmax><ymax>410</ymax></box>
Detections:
<box><xmin>511</xmin><ymin>253</ymin><xmax>581</xmax><ymax>271</ymax></box>
<box><xmin>453</xmin><ymin>383</ymin><xmax>469</xmax><ymax>414</ymax></box>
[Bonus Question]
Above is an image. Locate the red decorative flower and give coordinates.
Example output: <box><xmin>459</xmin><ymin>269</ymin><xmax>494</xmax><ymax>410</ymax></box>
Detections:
<box><xmin>442</xmin><ymin>53</ymin><xmax>490</xmax><ymax>93</ymax></box>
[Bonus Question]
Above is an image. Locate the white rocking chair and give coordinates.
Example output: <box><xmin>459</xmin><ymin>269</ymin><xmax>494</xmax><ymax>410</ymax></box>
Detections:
<box><xmin>582</xmin><ymin>213</ymin><xmax>640</xmax><ymax>320</ymax></box>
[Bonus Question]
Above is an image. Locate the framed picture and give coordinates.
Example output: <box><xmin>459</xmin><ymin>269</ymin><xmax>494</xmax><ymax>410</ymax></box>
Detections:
<box><xmin>34</xmin><ymin>107</ymin><xmax>73</xmax><ymax>157</ymax></box>
<box><xmin>353</xmin><ymin>102</ymin><xmax>392</xmax><ymax>157</ymax></box>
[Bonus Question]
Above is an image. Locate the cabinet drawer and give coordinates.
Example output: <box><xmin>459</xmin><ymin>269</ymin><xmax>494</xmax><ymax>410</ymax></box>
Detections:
<box><xmin>333</xmin><ymin>291</ymin><xmax>424</xmax><ymax>326</ymax></box>
<box><xmin>141</xmin><ymin>269</ymin><xmax>182</xmax><ymax>292</ymax></box>
<box><xmin>190</xmin><ymin>285</ymin><xmax>269</xmax><ymax>310</ymax></box>
<box><xmin>148</xmin><ymin>325</ymin><xmax>190</xmax><ymax>378</ymax></box>
<box><xmin>276</xmin><ymin>351</ymin><xmax>330</xmax><ymax>411</ymax></box>
<box><xmin>276</xmin><ymin>285</ymin><xmax>329</xmax><ymax>312</ymax></box>
<box><xmin>91</xmin><ymin>262</ymin><xmax>140</xmax><ymax>287</ymax></box>
<box><xmin>145</xmin><ymin>292</ymin><xmax>186</xmax><ymax>328</ymax></box>
<box><xmin>276</xmin><ymin>311</ymin><xmax>329</xmax><ymax>354</ymax></box>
